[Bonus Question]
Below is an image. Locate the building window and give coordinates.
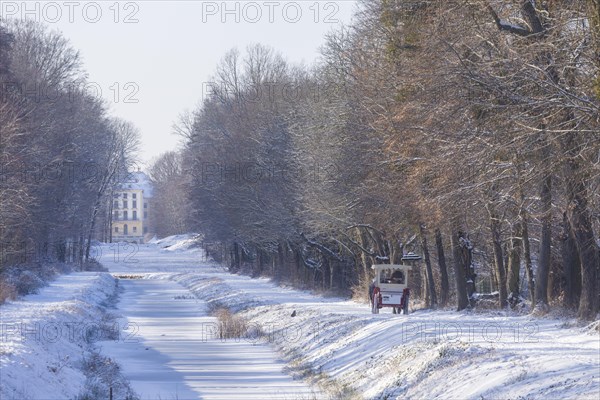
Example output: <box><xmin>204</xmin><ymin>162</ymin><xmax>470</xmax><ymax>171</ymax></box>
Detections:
<box><xmin>133</xmin><ymin>226</ymin><xmax>137</xmax><ymax>233</ymax></box>
<box><xmin>143</xmin><ymin>227</ymin><xmax>148</xmax><ymax>233</ymax></box>
<box><xmin>144</xmin><ymin>211</ymin><xmax>148</xmax><ymax>219</ymax></box>
<box><xmin>133</xmin><ymin>200</ymin><xmax>137</xmax><ymax>209</ymax></box>
<box><xmin>114</xmin><ymin>227</ymin><xmax>119</xmax><ymax>233</ymax></box>
<box><xmin>123</xmin><ymin>211</ymin><xmax>128</xmax><ymax>220</ymax></box>
<box><xmin>133</xmin><ymin>193</ymin><xmax>137</xmax><ymax>199</ymax></box>
<box><xmin>133</xmin><ymin>211</ymin><xmax>137</xmax><ymax>220</ymax></box>
<box><xmin>123</xmin><ymin>200</ymin><xmax>128</xmax><ymax>208</ymax></box>
<box><xmin>113</xmin><ymin>200</ymin><xmax>118</xmax><ymax>208</ymax></box>
<box><xmin>113</xmin><ymin>211</ymin><xmax>119</xmax><ymax>220</ymax></box>
<box><xmin>124</xmin><ymin>224</ymin><xmax>128</xmax><ymax>235</ymax></box>
<box><xmin>123</xmin><ymin>193</ymin><xmax>128</xmax><ymax>198</ymax></box>
<box><xmin>144</xmin><ymin>203</ymin><xmax>147</xmax><ymax>209</ymax></box>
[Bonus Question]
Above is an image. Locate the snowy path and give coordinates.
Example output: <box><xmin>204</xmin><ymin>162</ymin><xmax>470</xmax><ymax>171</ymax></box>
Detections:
<box><xmin>101</xmin><ymin>278</ymin><xmax>322</xmax><ymax>400</ymax></box>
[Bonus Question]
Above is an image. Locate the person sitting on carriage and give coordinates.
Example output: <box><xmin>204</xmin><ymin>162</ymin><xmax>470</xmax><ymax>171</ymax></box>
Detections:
<box><xmin>390</xmin><ymin>270</ymin><xmax>404</xmax><ymax>284</ymax></box>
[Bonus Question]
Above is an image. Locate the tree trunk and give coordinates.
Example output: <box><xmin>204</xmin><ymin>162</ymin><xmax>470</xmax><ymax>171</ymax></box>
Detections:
<box><xmin>490</xmin><ymin>266</ymin><xmax>498</xmax><ymax>292</ymax></box>
<box><xmin>434</xmin><ymin>229</ymin><xmax>449</xmax><ymax>306</ymax></box>
<box><xmin>329</xmin><ymin>259</ymin><xmax>335</xmax><ymax>290</ymax></box>
<box><xmin>521</xmin><ymin>210</ymin><xmax>535</xmax><ymax>303</ymax></box>
<box><xmin>507</xmin><ymin>221</ymin><xmax>522</xmax><ymax>308</ymax></box>
<box><xmin>390</xmin><ymin>236</ymin><xmax>404</xmax><ymax>264</ymax></box>
<box><xmin>277</xmin><ymin>242</ymin><xmax>285</xmax><ymax>280</ymax></box>
<box><xmin>358</xmin><ymin>228</ymin><xmax>371</xmax><ymax>282</ymax></box>
<box><xmin>256</xmin><ymin>248</ymin><xmax>264</xmax><ymax>277</ymax></box>
<box><xmin>547</xmin><ymin>260</ymin><xmax>561</xmax><ymax>302</ymax></box>
<box><xmin>233</xmin><ymin>242</ymin><xmax>241</xmax><ymax>271</ymax></box>
<box><xmin>294</xmin><ymin>248</ymin><xmax>302</xmax><ymax>285</ymax></box>
<box><xmin>108</xmin><ymin>190</ymin><xmax>114</xmax><ymax>243</ymax></box>
<box><xmin>489</xmin><ymin>205</ymin><xmax>507</xmax><ymax>308</ymax></box>
<box><xmin>535</xmin><ymin>173</ymin><xmax>552</xmax><ymax>312</ymax></box>
<box><xmin>421</xmin><ymin>266</ymin><xmax>428</xmax><ymax>306</ymax></box>
<box><xmin>451</xmin><ymin>228</ymin><xmax>470</xmax><ymax>310</ymax></box>
<box><xmin>77</xmin><ymin>235</ymin><xmax>85</xmax><ymax>266</ymax></box>
<box><xmin>322</xmin><ymin>257</ymin><xmax>328</xmax><ymax>290</ymax></box>
<box><xmin>561</xmin><ymin>211</ymin><xmax>581</xmax><ymax>309</ymax></box>
<box><xmin>463</xmin><ymin>235</ymin><xmax>476</xmax><ymax>298</ymax></box>
<box><xmin>420</xmin><ymin>224</ymin><xmax>437</xmax><ymax>307</ymax></box>
<box><xmin>56</xmin><ymin>239</ymin><xmax>66</xmax><ymax>263</ymax></box>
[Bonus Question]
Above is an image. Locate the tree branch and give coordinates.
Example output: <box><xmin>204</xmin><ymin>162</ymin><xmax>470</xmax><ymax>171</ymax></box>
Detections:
<box><xmin>300</xmin><ymin>233</ymin><xmax>344</xmax><ymax>261</ymax></box>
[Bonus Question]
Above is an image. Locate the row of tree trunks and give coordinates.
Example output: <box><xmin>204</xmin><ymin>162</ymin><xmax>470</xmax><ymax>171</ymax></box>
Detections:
<box><xmin>223</xmin><ymin>203</ymin><xmax>592</xmax><ymax>316</ymax></box>
<box><xmin>564</xmin><ymin>151</ymin><xmax>600</xmax><ymax>320</ymax></box>
<box><xmin>226</xmin><ymin>240</ymin><xmax>351</xmax><ymax>292</ymax></box>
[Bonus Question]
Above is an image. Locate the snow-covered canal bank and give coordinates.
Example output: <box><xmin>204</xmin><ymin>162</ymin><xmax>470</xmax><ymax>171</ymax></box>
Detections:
<box><xmin>101</xmin><ymin>277</ymin><xmax>322</xmax><ymax>399</ymax></box>
<box><xmin>0</xmin><ymin>273</ymin><xmax>123</xmax><ymax>399</ymax></box>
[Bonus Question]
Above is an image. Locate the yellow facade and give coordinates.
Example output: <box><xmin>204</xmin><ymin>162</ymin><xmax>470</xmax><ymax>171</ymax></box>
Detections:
<box><xmin>110</xmin><ymin>171</ymin><xmax>153</xmax><ymax>243</ymax></box>
<box><xmin>111</xmin><ymin>181</ymin><xmax>152</xmax><ymax>243</ymax></box>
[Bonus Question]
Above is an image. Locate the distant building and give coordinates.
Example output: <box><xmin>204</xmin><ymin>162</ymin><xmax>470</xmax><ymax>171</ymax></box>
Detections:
<box><xmin>111</xmin><ymin>171</ymin><xmax>153</xmax><ymax>243</ymax></box>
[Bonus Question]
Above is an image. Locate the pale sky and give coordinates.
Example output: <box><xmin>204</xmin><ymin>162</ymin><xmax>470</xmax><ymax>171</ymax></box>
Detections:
<box><xmin>2</xmin><ymin>1</ymin><xmax>358</xmax><ymax>166</ymax></box>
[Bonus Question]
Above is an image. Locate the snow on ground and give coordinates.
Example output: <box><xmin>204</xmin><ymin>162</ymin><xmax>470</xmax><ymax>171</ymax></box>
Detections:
<box><xmin>0</xmin><ymin>272</ymin><xmax>118</xmax><ymax>399</ymax></box>
<box><xmin>100</xmin><ymin>278</ymin><xmax>322</xmax><ymax>400</ymax></box>
<box><xmin>103</xmin><ymin>236</ymin><xmax>600</xmax><ymax>400</ymax></box>
<box><xmin>2</xmin><ymin>235</ymin><xmax>597</xmax><ymax>400</ymax></box>
<box><xmin>165</xmin><ymin>274</ymin><xmax>600</xmax><ymax>400</ymax></box>
<box><xmin>149</xmin><ymin>234</ymin><xmax>202</xmax><ymax>253</ymax></box>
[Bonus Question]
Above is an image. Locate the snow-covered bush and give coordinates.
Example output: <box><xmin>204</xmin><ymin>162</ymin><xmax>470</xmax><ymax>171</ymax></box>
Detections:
<box><xmin>209</xmin><ymin>303</ymin><xmax>262</xmax><ymax>339</ymax></box>
<box><xmin>75</xmin><ymin>352</ymin><xmax>139</xmax><ymax>400</ymax></box>
<box><xmin>9</xmin><ymin>269</ymin><xmax>46</xmax><ymax>295</ymax></box>
<box><xmin>213</xmin><ymin>307</ymin><xmax>251</xmax><ymax>339</ymax></box>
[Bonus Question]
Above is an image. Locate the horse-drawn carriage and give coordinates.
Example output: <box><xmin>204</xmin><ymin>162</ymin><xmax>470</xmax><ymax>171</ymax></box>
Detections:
<box><xmin>369</xmin><ymin>264</ymin><xmax>412</xmax><ymax>314</ymax></box>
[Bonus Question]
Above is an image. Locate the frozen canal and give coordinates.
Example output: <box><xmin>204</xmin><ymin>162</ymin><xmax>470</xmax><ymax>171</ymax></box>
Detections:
<box><xmin>102</xmin><ymin>278</ymin><xmax>321</xmax><ymax>399</ymax></box>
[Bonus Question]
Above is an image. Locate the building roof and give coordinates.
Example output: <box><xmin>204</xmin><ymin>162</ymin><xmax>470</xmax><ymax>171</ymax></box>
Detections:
<box><xmin>119</xmin><ymin>171</ymin><xmax>154</xmax><ymax>198</ymax></box>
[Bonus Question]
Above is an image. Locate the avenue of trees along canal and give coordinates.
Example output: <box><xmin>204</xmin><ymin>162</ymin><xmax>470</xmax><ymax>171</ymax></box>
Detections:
<box><xmin>2</xmin><ymin>1</ymin><xmax>599</xmax><ymax>319</ymax></box>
